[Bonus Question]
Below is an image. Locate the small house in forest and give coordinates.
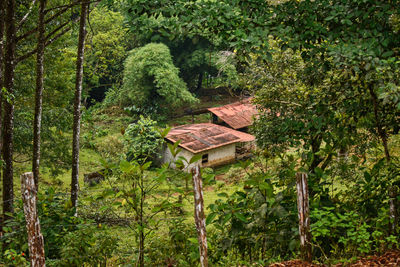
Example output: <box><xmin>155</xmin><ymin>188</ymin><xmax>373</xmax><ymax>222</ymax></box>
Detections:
<box><xmin>208</xmin><ymin>98</ymin><xmax>258</xmax><ymax>132</ymax></box>
<box><xmin>162</xmin><ymin>123</ymin><xmax>254</xmax><ymax>170</ymax></box>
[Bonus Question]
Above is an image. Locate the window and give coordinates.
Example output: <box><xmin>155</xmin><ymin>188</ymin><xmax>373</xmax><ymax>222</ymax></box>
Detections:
<box><xmin>202</xmin><ymin>154</ymin><xmax>209</xmax><ymax>164</ymax></box>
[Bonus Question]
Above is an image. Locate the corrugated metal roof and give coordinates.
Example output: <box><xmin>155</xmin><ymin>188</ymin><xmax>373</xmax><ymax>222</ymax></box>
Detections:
<box><xmin>166</xmin><ymin>123</ymin><xmax>255</xmax><ymax>154</ymax></box>
<box><xmin>207</xmin><ymin>98</ymin><xmax>258</xmax><ymax>129</ymax></box>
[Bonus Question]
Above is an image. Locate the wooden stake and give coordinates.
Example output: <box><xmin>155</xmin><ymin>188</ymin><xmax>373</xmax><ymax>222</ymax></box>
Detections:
<box><xmin>21</xmin><ymin>172</ymin><xmax>46</xmax><ymax>267</ymax></box>
<box><xmin>389</xmin><ymin>186</ymin><xmax>398</xmax><ymax>235</ymax></box>
<box><xmin>192</xmin><ymin>165</ymin><xmax>208</xmax><ymax>267</ymax></box>
<box><xmin>296</xmin><ymin>172</ymin><xmax>312</xmax><ymax>262</ymax></box>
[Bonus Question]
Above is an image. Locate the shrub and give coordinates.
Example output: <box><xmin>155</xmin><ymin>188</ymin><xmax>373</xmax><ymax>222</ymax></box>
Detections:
<box><xmin>119</xmin><ymin>43</ymin><xmax>198</xmax><ymax>110</ymax></box>
<box><xmin>123</xmin><ymin>116</ymin><xmax>164</xmax><ymax>163</ymax></box>
<box><xmin>96</xmin><ymin>135</ymin><xmax>124</xmax><ymax>160</ymax></box>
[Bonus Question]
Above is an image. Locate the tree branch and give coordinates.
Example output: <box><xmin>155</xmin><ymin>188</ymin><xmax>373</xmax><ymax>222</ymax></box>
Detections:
<box><xmin>16</xmin><ymin>25</ymin><xmax>72</xmax><ymax>64</ymax></box>
<box><xmin>16</xmin><ymin>0</ymin><xmax>38</xmax><ymax>32</ymax></box>
<box><xmin>44</xmin><ymin>0</ymin><xmax>99</xmax><ymax>14</ymax></box>
<box><xmin>16</xmin><ymin>5</ymin><xmax>71</xmax><ymax>42</ymax></box>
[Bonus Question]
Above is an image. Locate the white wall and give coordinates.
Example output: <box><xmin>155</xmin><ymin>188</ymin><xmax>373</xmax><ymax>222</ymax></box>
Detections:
<box><xmin>162</xmin><ymin>143</ymin><xmax>236</xmax><ymax>171</ymax></box>
<box><xmin>203</xmin><ymin>143</ymin><xmax>236</xmax><ymax>168</ymax></box>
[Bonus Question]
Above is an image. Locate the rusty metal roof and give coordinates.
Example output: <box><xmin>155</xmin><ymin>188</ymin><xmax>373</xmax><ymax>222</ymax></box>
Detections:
<box><xmin>208</xmin><ymin>98</ymin><xmax>258</xmax><ymax>129</ymax></box>
<box><xmin>166</xmin><ymin>123</ymin><xmax>255</xmax><ymax>154</ymax></box>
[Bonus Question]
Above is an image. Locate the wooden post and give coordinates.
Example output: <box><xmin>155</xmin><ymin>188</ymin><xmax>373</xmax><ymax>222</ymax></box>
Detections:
<box><xmin>389</xmin><ymin>186</ymin><xmax>398</xmax><ymax>235</ymax></box>
<box><xmin>191</xmin><ymin>165</ymin><xmax>208</xmax><ymax>267</ymax></box>
<box><xmin>296</xmin><ymin>172</ymin><xmax>312</xmax><ymax>262</ymax></box>
<box><xmin>21</xmin><ymin>172</ymin><xmax>46</xmax><ymax>267</ymax></box>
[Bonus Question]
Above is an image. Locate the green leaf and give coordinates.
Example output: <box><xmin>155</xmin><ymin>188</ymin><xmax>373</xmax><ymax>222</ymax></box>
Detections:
<box><xmin>189</xmin><ymin>154</ymin><xmax>202</xmax><ymax>164</ymax></box>
<box><xmin>233</xmin><ymin>212</ymin><xmax>247</xmax><ymax>223</ymax></box>
<box><xmin>141</xmin><ymin>161</ymin><xmax>152</xmax><ymax>170</ymax></box>
<box><xmin>217</xmin><ymin>192</ymin><xmax>228</xmax><ymax>198</ymax></box>
<box><xmin>222</xmin><ymin>213</ymin><xmax>232</xmax><ymax>225</ymax></box>
<box><xmin>188</xmin><ymin>238</ymin><xmax>198</xmax><ymax>244</ymax></box>
<box><xmin>206</xmin><ymin>212</ymin><xmax>217</xmax><ymax>225</ymax></box>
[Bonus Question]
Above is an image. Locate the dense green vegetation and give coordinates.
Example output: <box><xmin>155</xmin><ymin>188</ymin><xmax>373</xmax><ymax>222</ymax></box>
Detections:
<box><xmin>1</xmin><ymin>0</ymin><xmax>400</xmax><ymax>266</ymax></box>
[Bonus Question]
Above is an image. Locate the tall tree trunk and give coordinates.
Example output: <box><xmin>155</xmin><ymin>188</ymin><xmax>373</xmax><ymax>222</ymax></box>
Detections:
<box><xmin>2</xmin><ymin>0</ymin><xmax>16</xmax><ymax>223</ymax></box>
<box><xmin>32</xmin><ymin>0</ymin><xmax>46</xmax><ymax>190</ymax></box>
<box><xmin>0</xmin><ymin>0</ymin><xmax>5</xmax><ymax>152</ymax></box>
<box><xmin>71</xmin><ymin>1</ymin><xmax>88</xmax><ymax>213</ymax></box>
<box><xmin>0</xmin><ymin>0</ymin><xmax>6</xmax><ymax>238</ymax></box>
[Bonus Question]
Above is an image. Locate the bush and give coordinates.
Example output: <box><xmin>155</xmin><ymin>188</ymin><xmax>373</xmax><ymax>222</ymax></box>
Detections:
<box><xmin>0</xmin><ymin>188</ymin><xmax>117</xmax><ymax>265</ymax></box>
<box><xmin>58</xmin><ymin>226</ymin><xmax>118</xmax><ymax>266</ymax></box>
<box><xmin>123</xmin><ymin>116</ymin><xmax>164</xmax><ymax>163</ymax></box>
<box><xmin>119</xmin><ymin>43</ymin><xmax>198</xmax><ymax>110</ymax></box>
<box><xmin>96</xmin><ymin>135</ymin><xmax>124</xmax><ymax>160</ymax></box>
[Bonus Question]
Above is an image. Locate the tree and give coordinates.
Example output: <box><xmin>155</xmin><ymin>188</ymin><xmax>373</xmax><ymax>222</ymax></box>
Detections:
<box><xmin>1</xmin><ymin>0</ymin><xmax>92</xmax><ymax>228</ymax></box>
<box><xmin>3</xmin><ymin>0</ymin><xmax>17</xmax><ymax>222</ymax></box>
<box><xmin>71</xmin><ymin>1</ymin><xmax>89</xmax><ymax>214</ymax></box>
<box><xmin>84</xmin><ymin>6</ymin><xmax>131</xmax><ymax>103</ymax></box>
<box><xmin>32</xmin><ymin>0</ymin><xmax>46</xmax><ymax>189</ymax></box>
<box><xmin>119</xmin><ymin>0</ymin><xmax>271</xmax><ymax>91</ymax></box>
<box><xmin>119</xmin><ymin>43</ymin><xmax>197</xmax><ymax>111</ymax></box>
<box><xmin>247</xmin><ymin>41</ymin><xmax>360</xmax><ymax>198</ymax></box>
<box><xmin>0</xmin><ymin>0</ymin><xmax>5</xmax><ymax>153</ymax></box>
<box><xmin>270</xmin><ymin>0</ymin><xmax>400</xmax><ymax>161</ymax></box>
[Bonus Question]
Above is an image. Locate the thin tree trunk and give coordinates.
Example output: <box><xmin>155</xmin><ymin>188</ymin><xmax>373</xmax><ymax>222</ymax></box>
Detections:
<box><xmin>388</xmin><ymin>187</ymin><xmax>398</xmax><ymax>236</ymax></box>
<box><xmin>368</xmin><ymin>85</ymin><xmax>391</xmax><ymax>162</ymax></box>
<box><xmin>21</xmin><ymin>172</ymin><xmax>46</xmax><ymax>267</ymax></box>
<box><xmin>139</xmin><ymin>174</ymin><xmax>144</xmax><ymax>267</ymax></box>
<box><xmin>71</xmin><ymin>1</ymin><xmax>88</xmax><ymax>214</ymax></box>
<box><xmin>296</xmin><ymin>172</ymin><xmax>312</xmax><ymax>262</ymax></box>
<box><xmin>0</xmin><ymin>0</ymin><xmax>5</xmax><ymax>153</ymax></box>
<box><xmin>191</xmin><ymin>165</ymin><xmax>208</xmax><ymax>267</ymax></box>
<box><xmin>368</xmin><ymin>85</ymin><xmax>397</xmax><ymax>233</ymax></box>
<box><xmin>196</xmin><ymin>72</ymin><xmax>203</xmax><ymax>92</ymax></box>
<box><xmin>32</xmin><ymin>0</ymin><xmax>46</xmax><ymax>190</ymax></box>
<box><xmin>0</xmin><ymin>0</ymin><xmax>5</xmax><ymax>239</ymax></box>
<box><xmin>2</xmin><ymin>0</ymin><xmax>16</xmax><ymax>223</ymax></box>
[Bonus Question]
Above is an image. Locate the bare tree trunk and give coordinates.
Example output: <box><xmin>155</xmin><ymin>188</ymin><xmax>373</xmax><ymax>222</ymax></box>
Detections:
<box><xmin>296</xmin><ymin>172</ymin><xmax>312</xmax><ymax>262</ymax></box>
<box><xmin>2</xmin><ymin>0</ymin><xmax>16</xmax><ymax>224</ymax></box>
<box><xmin>32</xmin><ymin>0</ymin><xmax>46</xmax><ymax>190</ymax></box>
<box><xmin>20</xmin><ymin>172</ymin><xmax>46</xmax><ymax>267</ymax></box>
<box><xmin>0</xmin><ymin>1</ymin><xmax>6</xmax><ymax>239</ymax></box>
<box><xmin>71</xmin><ymin>1</ymin><xmax>88</xmax><ymax>214</ymax></box>
<box><xmin>388</xmin><ymin>187</ymin><xmax>398</xmax><ymax>236</ymax></box>
<box><xmin>196</xmin><ymin>72</ymin><xmax>203</xmax><ymax>92</ymax></box>
<box><xmin>0</xmin><ymin>0</ymin><xmax>5</xmax><ymax>153</ymax></box>
<box><xmin>191</xmin><ymin>165</ymin><xmax>208</xmax><ymax>267</ymax></box>
<box><xmin>0</xmin><ymin>0</ymin><xmax>5</xmax><ymax>240</ymax></box>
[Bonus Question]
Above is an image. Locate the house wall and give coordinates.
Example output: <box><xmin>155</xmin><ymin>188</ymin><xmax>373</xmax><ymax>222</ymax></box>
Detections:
<box><xmin>162</xmin><ymin>143</ymin><xmax>236</xmax><ymax>171</ymax></box>
<box><xmin>202</xmin><ymin>143</ymin><xmax>236</xmax><ymax>168</ymax></box>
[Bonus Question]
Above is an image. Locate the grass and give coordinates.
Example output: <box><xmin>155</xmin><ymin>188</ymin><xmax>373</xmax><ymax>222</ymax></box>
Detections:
<box><xmin>9</xmin><ymin>98</ymin><xmax>400</xmax><ymax>265</ymax></box>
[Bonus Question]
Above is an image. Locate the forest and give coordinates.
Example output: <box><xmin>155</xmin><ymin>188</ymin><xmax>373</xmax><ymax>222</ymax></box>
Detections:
<box><xmin>1</xmin><ymin>0</ymin><xmax>400</xmax><ymax>266</ymax></box>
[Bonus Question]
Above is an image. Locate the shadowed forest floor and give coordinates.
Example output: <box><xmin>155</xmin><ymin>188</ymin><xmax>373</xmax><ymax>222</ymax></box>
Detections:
<box><xmin>269</xmin><ymin>250</ymin><xmax>400</xmax><ymax>266</ymax></box>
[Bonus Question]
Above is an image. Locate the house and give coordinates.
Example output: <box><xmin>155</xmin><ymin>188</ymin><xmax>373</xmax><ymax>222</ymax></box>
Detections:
<box><xmin>162</xmin><ymin>123</ymin><xmax>254</xmax><ymax>170</ymax></box>
<box><xmin>208</xmin><ymin>98</ymin><xmax>258</xmax><ymax>132</ymax></box>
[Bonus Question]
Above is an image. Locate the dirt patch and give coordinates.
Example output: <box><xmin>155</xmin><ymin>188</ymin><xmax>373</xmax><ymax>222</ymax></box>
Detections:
<box><xmin>268</xmin><ymin>250</ymin><xmax>400</xmax><ymax>267</ymax></box>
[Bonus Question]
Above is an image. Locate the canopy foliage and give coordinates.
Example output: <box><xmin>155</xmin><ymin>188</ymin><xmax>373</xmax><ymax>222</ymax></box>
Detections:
<box><xmin>118</xmin><ymin>43</ymin><xmax>198</xmax><ymax>110</ymax></box>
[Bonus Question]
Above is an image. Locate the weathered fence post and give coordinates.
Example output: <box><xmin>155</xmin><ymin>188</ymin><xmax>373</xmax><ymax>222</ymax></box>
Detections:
<box><xmin>21</xmin><ymin>172</ymin><xmax>46</xmax><ymax>267</ymax></box>
<box><xmin>191</xmin><ymin>165</ymin><xmax>208</xmax><ymax>267</ymax></box>
<box><xmin>388</xmin><ymin>186</ymin><xmax>398</xmax><ymax>235</ymax></box>
<box><xmin>296</xmin><ymin>172</ymin><xmax>312</xmax><ymax>262</ymax></box>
